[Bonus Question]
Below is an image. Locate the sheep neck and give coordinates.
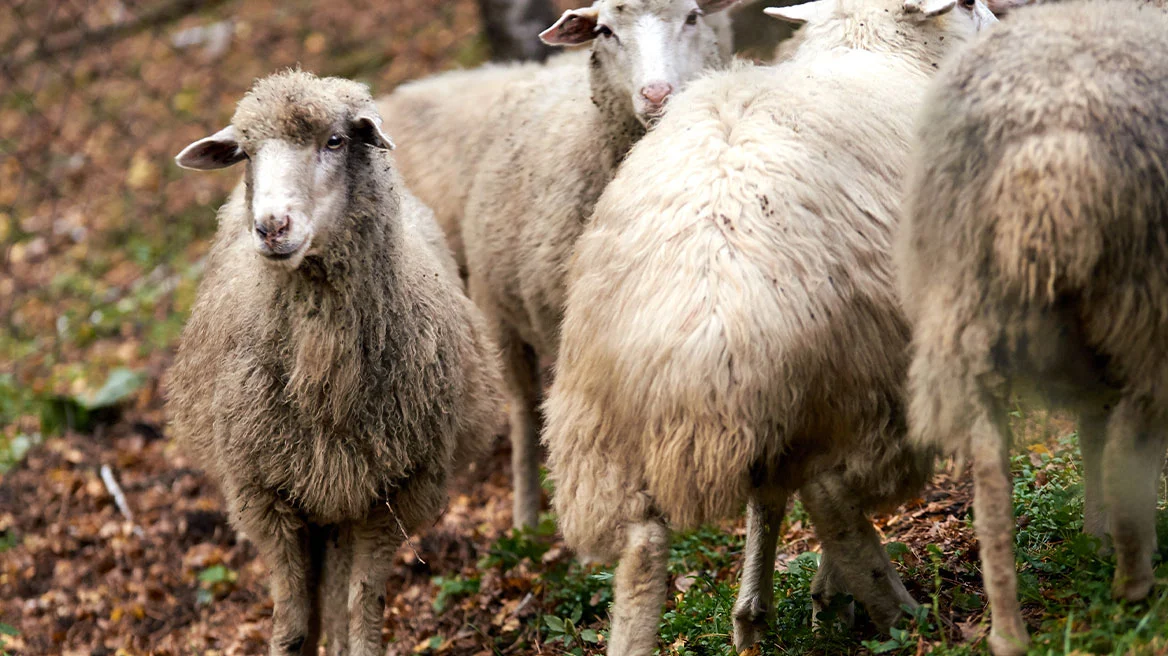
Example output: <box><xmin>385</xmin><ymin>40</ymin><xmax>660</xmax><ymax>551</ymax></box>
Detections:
<box><xmin>588</xmin><ymin>50</ymin><xmax>648</xmax><ymax>168</ymax></box>
<box><xmin>268</xmin><ymin>163</ymin><xmax>404</xmax><ymax>430</ymax></box>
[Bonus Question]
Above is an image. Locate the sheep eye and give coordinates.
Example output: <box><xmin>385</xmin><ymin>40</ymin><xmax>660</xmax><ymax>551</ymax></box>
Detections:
<box><xmin>960</xmin><ymin>0</ymin><xmax>975</xmax><ymax>7</ymax></box>
<box><xmin>685</xmin><ymin>11</ymin><xmax>699</xmax><ymax>25</ymax></box>
<box><xmin>596</xmin><ymin>25</ymin><xmax>614</xmax><ymax>38</ymax></box>
<box><xmin>325</xmin><ymin>134</ymin><xmax>346</xmax><ymax>150</ymax></box>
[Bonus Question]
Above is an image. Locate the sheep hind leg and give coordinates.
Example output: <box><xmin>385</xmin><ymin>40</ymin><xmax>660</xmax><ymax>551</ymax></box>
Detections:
<box><xmin>607</xmin><ymin>519</ymin><xmax>671</xmax><ymax>656</ymax></box>
<box><xmin>732</xmin><ymin>493</ymin><xmax>787</xmax><ymax>652</ymax></box>
<box><xmin>501</xmin><ymin>328</ymin><xmax>544</xmax><ymax>529</ymax></box>
<box><xmin>1079</xmin><ymin>406</ymin><xmax>1110</xmax><ymax>550</ymax></box>
<box><xmin>1104</xmin><ymin>398</ymin><xmax>1167</xmax><ymax>602</ymax></box>
<box><xmin>800</xmin><ymin>473</ymin><xmax>916</xmax><ymax>633</ymax></box>
<box><xmin>810</xmin><ymin>550</ymin><xmax>855</xmax><ymax>631</ymax></box>
<box><xmin>968</xmin><ymin>398</ymin><xmax>1029</xmax><ymax>656</ymax></box>
<box><xmin>320</xmin><ymin>524</ymin><xmax>352</xmax><ymax>656</ymax></box>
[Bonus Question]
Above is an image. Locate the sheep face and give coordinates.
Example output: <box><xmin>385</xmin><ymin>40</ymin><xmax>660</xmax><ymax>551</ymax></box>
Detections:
<box><xmin>539</xmin><ymin>0</ymin><xmax>739</xmax><ymax>125</ymax></box>
<box><xmin>175</xmin><ymin>71</ymin><xmax>394</xmax><ymax>270</ymax></box>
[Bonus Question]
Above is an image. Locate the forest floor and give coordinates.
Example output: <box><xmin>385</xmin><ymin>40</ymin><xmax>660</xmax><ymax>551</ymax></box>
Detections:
<box><xmin>2</xmin><ymin>0</ymin><xmax>1167</xmax><ymax>654</ymax></box>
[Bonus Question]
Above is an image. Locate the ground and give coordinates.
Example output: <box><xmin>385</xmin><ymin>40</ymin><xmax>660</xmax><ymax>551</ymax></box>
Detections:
<box><xmin>2</xmin><ymin>1</ymin><xmax>1167</xmax><ymax>655</ymax></box>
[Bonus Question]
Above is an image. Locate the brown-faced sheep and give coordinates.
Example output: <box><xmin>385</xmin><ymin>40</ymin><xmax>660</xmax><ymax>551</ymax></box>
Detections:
<box><xmin>897</xmin><ymin>2</ymin><xmax>1168</xmax><ymax>654</ymax></box>
<box><xmin>166</xmin><ymin>70</ymin><xmax>505</xmax><ymax>656</ymax></box>
<box><xmin>540</xmin><ymin>0</ymin><xmax>997</xmax><ymax>652</ymax></box>
<box><xmin>463</xmin><ymin>0</ymin><xmax>741</xmax><ymax>529</ymax></box>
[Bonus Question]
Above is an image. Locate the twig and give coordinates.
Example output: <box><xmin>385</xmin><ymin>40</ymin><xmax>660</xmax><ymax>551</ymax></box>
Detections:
<box><xmin>386</xmin><ymin>501</ymin><xmax>425</xmax><ymax>565</ymax></box>
<box><xmin>101</xmin><ymin>464</ymin><xmax>144</xmax><ymax>537</ymax></box>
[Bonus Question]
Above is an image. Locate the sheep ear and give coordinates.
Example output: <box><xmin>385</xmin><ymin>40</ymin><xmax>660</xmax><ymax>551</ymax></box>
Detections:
<box><xmin>697</xmin><ymin>0</ymin><xmax>743</xmax><ymax>13</ymax></box>
<box><xmin>175</xmin><ymin>125</ymin><xmax>245</xmax><ymax>170</ymax></box>
<box><xmin>539</xmin><ymin>7</ymin><xmax>601</xmax><ymax>46</ymax></box>
<box><xmin>353</xmin><ymin>114</ymin><xmax>395</xmax><ymax>151</ymax></box>
<box><xmin>905</xmin><ymin>0</ymin><xmax>958</xmax><ymax>17</ymax></box>
<box><xmin>764</xmin><ymin>0</ymin><xmax>834</xmax><ymax>24</ymax></box>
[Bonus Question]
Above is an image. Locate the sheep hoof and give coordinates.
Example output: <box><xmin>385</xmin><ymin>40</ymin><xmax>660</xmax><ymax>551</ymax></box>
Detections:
<box><xmin>1112</xmin><ymin>573</ymin><xmax>1154</xmax><ymax>602</ymax></box>
<box><xmin>988</xmin><ymin>628</ymin><xmax>1030</xmax><ymax>656</ymax></box>
<box><xmin>731</xmin><ymin>601</ymin><xmax>771</xmax><ymax>652</ymax></box>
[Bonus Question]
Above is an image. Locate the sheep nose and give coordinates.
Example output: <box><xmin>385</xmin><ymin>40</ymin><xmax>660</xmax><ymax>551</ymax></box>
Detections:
<box><xmin>640</xmin><ymin>82</ymin><xmax>674</xmax><ymax>109</ymax></box>
<box><xmin>255</xmin><ymin>214</ymin><xmax>291</xmax><ymax>245</ymax></box>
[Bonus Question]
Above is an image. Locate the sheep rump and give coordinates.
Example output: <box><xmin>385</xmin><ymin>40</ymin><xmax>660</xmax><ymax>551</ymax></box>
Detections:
<box><xmin>900</xmin><ymin>0</ymin><xmax>1168</xmax><ymax>457</ymax></box>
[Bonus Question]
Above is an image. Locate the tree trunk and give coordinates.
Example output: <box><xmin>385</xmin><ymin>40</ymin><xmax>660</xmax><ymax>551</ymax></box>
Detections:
<box><xmin>477</xmin><ymin>0</ymin><xmax>561</xmax><ymax>62</ymax></box>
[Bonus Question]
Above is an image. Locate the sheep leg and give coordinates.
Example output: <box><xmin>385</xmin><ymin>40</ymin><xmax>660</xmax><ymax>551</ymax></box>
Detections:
<box><xmin>346</xmin><ymin>512</ymin><xmax>403</xmax><ymax>656</ymax></box>
<box><xmin>732</xmin><ymin>494</ymin><xmax>786</xmax><ymax>651</ymax></box>
<box><xmin>321</xmin><ymin>524</ymin><xmax>353</xmax><ymax>656</ymax></box>
<box><xmin>608</xmin><ymin>519</ymin><xmax>671</xmax><ymax>656</ymax></box>
<box><xmin>810</xmin><ymin>551</ymin><xmax>855</xmax><ymax>631</ymax></box>
<box><xmin>1104</xmin><ymin>398</ymin><xmax>1166</xmax><ymax>602</ymax></box>
<box><xmin>304</xmin><ymin>528</ymin><xmax>326</xmax><ymax>656</ymax></box>
<box><xmin>969</xmin><ymin>400</ymin><xmax>1029</xmax><ymax>656</ymax></box>
<box><xmin>500</xmin><ymin>329</ymin><xmax>544</xmax><ymax>529</ymax></box>
<box><xmin>800</xmin><ymin>474</ymin><xmax>916</xmax><ymax>633</ymax></box>
<box><xmin>233</xmin><ymin>489</ymin><xmax>313</xmax><ymax>656</ymax></box>
<box><xmin>1079</xmin><ymin>407</ymin><xmax>1110</xmax><ymax>548</ymax></box>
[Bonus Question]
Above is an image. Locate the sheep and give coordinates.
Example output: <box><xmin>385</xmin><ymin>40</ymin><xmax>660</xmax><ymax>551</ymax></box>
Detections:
<box><xmin>540</xmin><ymin>0</ymin><xmax>997</xmax><ymax>652</ymax></box>
<box><xmin>375</xmin><ymin>49</ymin><xmax>588</xmax><ymax>278</ymax></box>
<box><xmin>462</xmin><ymin>0</ymin><xmax>741</xmax><ymax>530</ymax></box>
<box><xmin>896</xmin><ymin>2</ymin><xmax>1168</xmax><ymax>654</ymax></box>
<box><xmin>166</xmin><ymin>70</ymin><xmax>505</xmax><ymax>656</ymax></box>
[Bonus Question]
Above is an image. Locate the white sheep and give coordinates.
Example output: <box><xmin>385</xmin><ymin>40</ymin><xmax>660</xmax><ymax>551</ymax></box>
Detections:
<box><xmin>375</xmin><ymin>49</ymin><xmax>587</xmax><ymax>277</ymax></box>
<box><xmin>897</xmin><ymin>1</ymin><xmax>1168</xmax><ymax>654</ymax></box>
<box><xmin>167</xmin><ymin>71</ymin><xmax>505</xmax><ymax>656</ymax></box>
<box><xmin>462</xmin><ymin>0</ymin><xmax>741</xmax><ymax>529</ymax></box>
<box><xmin>540</xmin><ymin>0</ymin><xmax>997</xmax><ymax>652</ymax></box>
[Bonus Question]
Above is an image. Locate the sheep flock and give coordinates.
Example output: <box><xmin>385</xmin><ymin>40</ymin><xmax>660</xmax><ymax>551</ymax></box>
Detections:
<box><xmin>167</xmin><ymin>0</ymin><xmax>1168</xmax><ymax>654</ymax></box>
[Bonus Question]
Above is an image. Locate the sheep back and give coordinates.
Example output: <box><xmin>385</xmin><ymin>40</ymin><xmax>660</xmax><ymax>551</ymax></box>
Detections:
<box><xmin>378</xmin><ymin>51</ymin><xmax>589</xmax><ymax>272</ymax></box>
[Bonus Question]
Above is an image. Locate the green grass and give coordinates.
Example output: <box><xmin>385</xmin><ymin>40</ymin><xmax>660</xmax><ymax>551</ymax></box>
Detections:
<box><xmin>473</xmin><ymin>432</ymin><xmax>1168</xmax><ymax>655</ymax></box>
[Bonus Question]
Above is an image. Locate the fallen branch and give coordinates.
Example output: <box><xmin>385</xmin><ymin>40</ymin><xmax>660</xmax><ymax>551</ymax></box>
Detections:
<box><xmin>101</xmin><ymin>464</ymin><xmax>144</xmax><ymax>538</ymax></box>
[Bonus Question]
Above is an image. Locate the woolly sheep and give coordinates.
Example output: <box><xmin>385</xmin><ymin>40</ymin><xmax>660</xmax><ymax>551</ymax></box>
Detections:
<box><xmin>897</xmin><ymin>2</ymin><xmax>1168</xmax><ymax>654</ymax></box>
<box><xmin>540</xmin><ymin>0</ymin><xmax>997</xmax><ymax>652</ymax></box>
<box><xmin>462</xmin><ymin>0</ymin><xmax>740</xmax><ymax>530</ymax></box>
<box><xmin>375</xmin><ymin>49</ymin><xmax>587</xmax><ymax>277</ymax></box>
<box><xmin>166</xmin><ymin>71</ymin><xmax>505</xmax><ymax>656</ymax></box>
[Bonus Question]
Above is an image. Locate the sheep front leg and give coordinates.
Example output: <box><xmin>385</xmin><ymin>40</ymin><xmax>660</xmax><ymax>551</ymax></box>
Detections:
<box><xmin>232</xmin><ymin>489</ymin><xmax>313</xmax><ymax>656</ymax></box>
<box><xmin>608</xmin><ymin>519</ymin><xmax>671</xmax><ymax>656</ymax></box>
<box><xmin>969</xmin><ymin>401</ymin><xmax>1029</xmax><ymax>656</ymax></box>
<box><xmin>501</xmin><ymin>329</ymin><xmax>544</xmax><ymax>529</ymax></box>
<box><xmin>1079</xmin><ymin>407</ymin><xmax>1110</xmax><ymax>547</ymax></box>
<box><xmin>1104</xmin><ymin>398</ymin><xmax>1167</xmax><ymax>602</ymax></box>
<box><xmin>732</xmin><ymin>494</ymin><xmax>786</xmax><ymax>652</ymax></box>
<box><xmin>800</xmin><ymin>474</ymin><xmax>916</xmax><ymax>633</ymax></box>
<box><xmin>347</xmin><ymin>513</ymin><xmax>404</xmax><ymax>656</ymax></box>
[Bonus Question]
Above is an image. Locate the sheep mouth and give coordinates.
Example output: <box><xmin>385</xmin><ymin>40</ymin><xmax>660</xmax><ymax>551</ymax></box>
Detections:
<box><xmin>256</xmin><ymin>239</ymin><xmax>308</xmax><ymax>263</ymax></box>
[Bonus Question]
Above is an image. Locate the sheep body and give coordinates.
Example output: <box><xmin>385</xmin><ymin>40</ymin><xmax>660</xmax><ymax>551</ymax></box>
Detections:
<box><xmin>461</xmin><ymin>0</ymin><xmax>737</xmax><ymax>529</ymax></box>
<box><xmin>167</xmin><ymin>71</ymin><xmax>504</xmax><ymax>656</ymax></box>
<box><xmin>898</xmin><ymin>2</ymin><xmax>1168</xmax><ymax>653</ymax></box>
<box><xmin>376</xmin><ymin>50</ymin><xmax>588</xmax><ymax>274</ymax></box>
<box><xmin>547</xmin><ymin>0</ymin><xmax>975</xmax><ymax>563</ymax></box>
<box><xmin>542</xmin><ymin>0</ymin><xmax>993</xmax><ymax>651</ymax></box>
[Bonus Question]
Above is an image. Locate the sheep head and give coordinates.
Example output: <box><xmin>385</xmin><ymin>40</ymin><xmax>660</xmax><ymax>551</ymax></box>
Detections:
<box><xmin>539</xmin><ymin>0</ymin><xmax>741</xmax><ymax>126</ymax></box>
<box><xmin>176</xmin><ymin>70</ymin><xmax>394</xmax><ymax>270</ymax></box>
